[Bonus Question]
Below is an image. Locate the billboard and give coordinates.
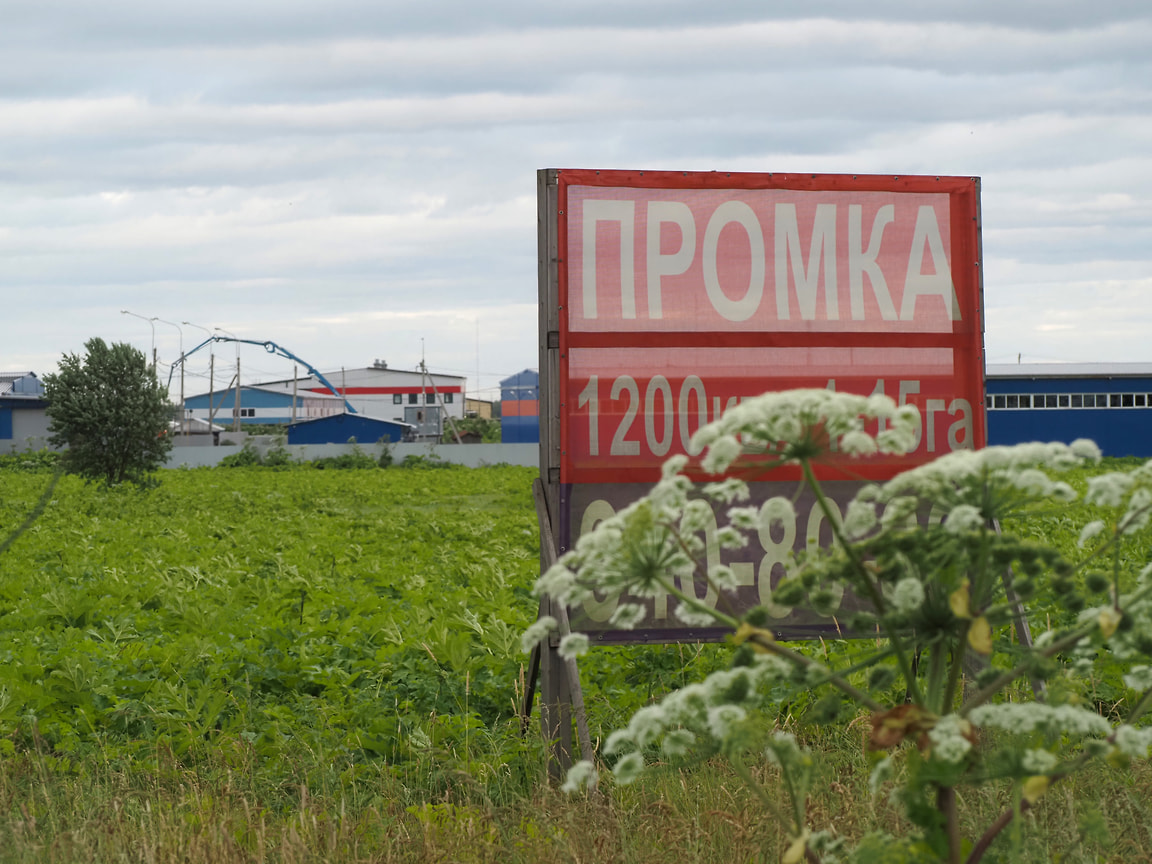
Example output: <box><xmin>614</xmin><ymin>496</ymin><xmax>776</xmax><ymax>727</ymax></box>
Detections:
<box><xmin>537</xmin><ymin>170</ymin><xmax>985</xmax><ymax>642</ymax></box>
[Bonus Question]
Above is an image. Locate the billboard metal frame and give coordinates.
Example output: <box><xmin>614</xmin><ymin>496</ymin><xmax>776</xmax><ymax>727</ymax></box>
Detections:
<box><xmin>529</xmin><ymin>168</ymin><xmax>988</xmax><ymax>773</ymax></box>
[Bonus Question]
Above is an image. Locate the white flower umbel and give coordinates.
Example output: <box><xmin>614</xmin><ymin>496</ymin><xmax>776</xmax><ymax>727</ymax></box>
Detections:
<box><xmin>700</xmin><ymin>434</ymin><xmax>742</xmax><ymax>473</ymax></box>
<box><xmin>707</xmin><ymin>704</ymin><xmax>748</xmax><ymax>741</ymax></box>
<box><xmin>762</xmin><ymin>496</ymin><xmax>797</xmax><ymax>531</ymax></box>
<box><xmin>691</xmin><ymin>389</ymin><xmax>915</xmax><ymax>469</ymax></box>
<box><xmin>661</xmin><ymin>454</ymin><xmax>690</xmax><ymax>479</ymax></box>
<box><xmin>840</xmin><ymin>430</ymin><xmax>878</xmax><ymax>456</ymax></box>
<box><xmin>891</xmin><ymin>577</ymin><xmax>926</xmax><ymax>614</ymax></box>
<box><xmin>714</xmin><ymin>527</ymin><xmax>748</xmax><ymax>551</ymax></box>
<box><xmin>868</xmin><ymin>755</ymin><xmax>894</xmax><ymax>795</ymax></box>
<box><xmin>727</xmin><ymin>505</ymin><xmax>760</xmax><ymax>530</ymax></box>
<box><xmin>875</xmin><ymin>441</ymin><xmax>1095</xmax><ymax>525</ymax></box>
<box><xmin>628</xmin><ymin>704</ymin><xmax>667</xmax><ymax>749</ymax></box>
<box><xmin>927</xmin><ymin>714</ymin><xmax>972</xmax><ymax>764</ymax></box>
<box><xmin>843</xmin><ymin>499</ymin><xmax>878</xmax><ymax>540</ymax></box>
<box><xmin>702</xmin><ymin>477</ymin><xmax>750</xmax><ymax>504</ymax></box>
<box><xmin>709</xmin><ymin>563</ymin><xmax>741</xmax><ymax>590</ymax></box>
<box><xmin>604</xmin><ymin>728</ymin><xmax>633</xmax><ymax>757</ymax></box>
<box><xmin>1121</xmin><ymin>488</ymin><xmax>1152</xmax><ymax>535</ymax></box>
<box><xmin>1124</xmin><ymin>665</ymin><xmax>1152</xmax><ymax>691</ymax></box>
<box><xmin>675</xmin><ymin>601</ymin><xmax>718</xmax><ymax>627</ymax></box>
<box><xmin>609</xmin><ymin>603</ymin><xmax>646</xmax><ymax>630</ymax></box>
<box><xmin>764</xmin><ymin>730</ymin><xmax>801</xmax><ymax>766</ymax></box>
<box><xmin>520</xmin><ymin>616</ymin><xmax>558</xmax><ymax>653</ymax></box>
<box><xmin>1078</xmin><ymin>520</ymin><xmax>1106</xmax><ymax>548</ymax></box>
<box><xmin>612</xmin><ymin>751</ymin><xmax>645</xmax><ymax>784</ymax></box>
<box><xmin>558</xmin><ymin>632</ymin><xmax>589</xmax><ymax>660</ymax></box>
<box><xmin>561</xmin><ymin>759</ymin><xmax>598</xmax><ymax>793</ymax></box>
<box><xmin>943</xmin><ymin>503</ymin><xmax>984</xmax><ymax>535</ymax></box>
<box><xmin>661</xmin><ymin>682</ymin><xmax>709</xmax><ymax>727</ymax></box>
<box><xmin>1086</xmin><ymin>472</ymin><xmax>1133</xmax><ymax>508</ymax></box>
<box><xmin>1071</xmin><ymin>439</ymin><xmax>1103</xmax><ymax>462</ymax></box>
<box><xmin>968</xmin><ymin>703</ymin><xmax>1112</xmax><ymax>738</ymax></box>
<box><xmin>662</xmin><ymin>728</ymin><xmax>696</xmax><ymax>758</ymax></box>
<box><xmin>1021</xmin><ymin>749</ymin><xmax>1059</xmax><ymax>774</ymax></box>
<box><xmin>1114</xmin><ymin>725</ymin><xmax>1152</xmax><ymax>758</ymax></box>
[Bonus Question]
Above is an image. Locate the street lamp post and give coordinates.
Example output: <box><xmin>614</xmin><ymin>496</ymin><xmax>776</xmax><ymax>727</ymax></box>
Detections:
<box><xmin>120</xmin><ymin>310</ymin><xmax>157</xmax><ymax>373</ymax></box>
<box><xmin>155</xmin><ymin>318</ymin><xmax>185</xmax><ymax>436</ymax></box>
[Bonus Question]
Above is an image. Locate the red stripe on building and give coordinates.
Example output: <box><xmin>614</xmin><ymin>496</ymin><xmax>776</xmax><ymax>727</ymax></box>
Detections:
<box><xmin>308</xmin><ymin>386</ymin><xmax>464</xmax><ymax>395</ymax></box>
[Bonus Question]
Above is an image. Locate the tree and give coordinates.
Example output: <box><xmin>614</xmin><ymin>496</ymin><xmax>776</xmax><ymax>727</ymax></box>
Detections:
<box><xmin>43</xmin><ymin>338</ymin><xmax>174</xmax><ymax>485</ymax></box>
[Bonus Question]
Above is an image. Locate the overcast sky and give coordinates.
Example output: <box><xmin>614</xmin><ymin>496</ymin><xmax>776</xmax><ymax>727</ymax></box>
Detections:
<box><xmin>3</xmin><ymin>1</ymin><xmax>1150</xmax><ymax>401</ymax></box>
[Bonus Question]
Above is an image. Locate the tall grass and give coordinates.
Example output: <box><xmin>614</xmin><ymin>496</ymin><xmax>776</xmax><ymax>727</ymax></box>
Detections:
<box><xmin>2</xmin><ymin>731</ymin><xmax>1150</xmax><ymax>862</ymax></box>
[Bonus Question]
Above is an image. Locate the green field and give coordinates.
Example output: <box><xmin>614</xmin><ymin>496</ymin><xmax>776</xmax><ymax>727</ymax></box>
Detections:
<box><xmin>2</xmin><ymin>457</ymin><xmax>1152</xmax><ymax>862</ymax></box>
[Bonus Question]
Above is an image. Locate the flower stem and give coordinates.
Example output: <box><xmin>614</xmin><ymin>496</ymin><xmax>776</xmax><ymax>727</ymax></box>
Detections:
<box><xmin>801</xmin><ymin>459</ymin><xmax>925</xmax><ymax>706</ymax></box>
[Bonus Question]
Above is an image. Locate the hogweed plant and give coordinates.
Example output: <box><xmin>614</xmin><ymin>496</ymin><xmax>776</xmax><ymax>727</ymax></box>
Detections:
<box><xmin>524</xmin><ymin>389</ymin><xmax>1152</xmax><ymax>864</ymax></box>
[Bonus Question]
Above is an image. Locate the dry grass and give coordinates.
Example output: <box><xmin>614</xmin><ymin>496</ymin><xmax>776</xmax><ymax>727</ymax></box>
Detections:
<box><xmin>3</xmin><ymin>734</ymin><xmax>1152</xmax><ymax>864</ymax></box>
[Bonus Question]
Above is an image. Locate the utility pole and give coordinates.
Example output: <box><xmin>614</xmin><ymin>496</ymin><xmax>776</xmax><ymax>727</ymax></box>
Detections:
<box><xmin>155</xmin><ymin>318</ymin><xmax>185</xmax><ymax>435</ymax></box>
<box><xmin>421</xmin><ymin>358</ymin><xmax>463</xmax><ymax>445</ymax></box>
<box><xmin>208</xmin><ymin>354</ymin><xmax>215</xmax><ymax>428</ymax></box>
<box><xmin>184</xmin><ymin>321</ymin><xmax>215</xmax><ymax>432</ymax></box>
<box><xmin>215</xmin><ymin>327</ymin><xmax>241</xmax><ymax>433</ymax></box>
<box><xmin>292</xmin><ymin>364</ymin><xmax>298</xmax><ymax>423</ymax></box>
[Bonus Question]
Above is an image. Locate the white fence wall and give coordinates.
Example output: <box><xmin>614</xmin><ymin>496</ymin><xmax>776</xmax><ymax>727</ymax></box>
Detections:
<box><xmin>164</xmin><ymin>442</ymin><xmax>539</xmax><ymax>469</ymax></box>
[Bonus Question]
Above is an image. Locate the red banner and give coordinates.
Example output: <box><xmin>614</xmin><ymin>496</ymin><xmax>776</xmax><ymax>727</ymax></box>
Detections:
<box><xmin>556</xmin><ymin>171</ymin><xmax>985</xmax><ymax>486</ymax></box>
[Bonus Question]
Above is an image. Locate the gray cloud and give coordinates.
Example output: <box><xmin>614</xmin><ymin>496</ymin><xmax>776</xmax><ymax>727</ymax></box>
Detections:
<box><xmin>2</xmin><ymin>1</ymin><xmax>1150</xmax><ymax>392</ymax></box>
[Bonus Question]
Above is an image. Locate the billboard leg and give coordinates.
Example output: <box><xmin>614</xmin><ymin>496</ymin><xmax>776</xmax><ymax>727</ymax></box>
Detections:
<box><xmin>533</xmin><ymin>477</ymin><xmax>596</xmax><ymax>779</ymax></box>
<box><xmin>539</xmin><ymin>633</ymin><xmax>573</xmax><ymax>780</ymax></box>
<box><xmin>520</xmin><ymin>641</ymin><xmax>541</xmax><ymax>734</ymax></box>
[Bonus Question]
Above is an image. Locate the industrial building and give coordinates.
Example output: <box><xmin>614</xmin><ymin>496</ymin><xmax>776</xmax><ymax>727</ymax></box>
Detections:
<box><xmin>493</xmin><ymin>364</ymin><xmax>1152</xmax><ymax>458</ymax></box>
<box><xmin>184</xmin><ymin>385</ymin><xmax>347</xmax><ymax>426</ymax></box>
<box><xmin>0</xmin><ymin>372</ymin><xmax>50</xmax><ymax>452</ymax></box>
<box><xmin>285</xmin><ymin>413</ymin><xmax>412</xmax><ymax>446</ymax></box>
<box><xmin>255</xmin><ymin>363</ymin><xmax>467</xmax><ymax>425</ymax></box>
<box><xmin>12</xmin><ymin>360</ymin><xmax>1152</xmax><ymax>457</ymax></box>
<box><xmin>500</xmin><ymin>370</ymin><xmax>539</xmax><ymax>444</ymax></box>
<box><xmin>985</xmin><ymin>363</ymin><xmax>1152</xmax><ymax>458</ymax></box>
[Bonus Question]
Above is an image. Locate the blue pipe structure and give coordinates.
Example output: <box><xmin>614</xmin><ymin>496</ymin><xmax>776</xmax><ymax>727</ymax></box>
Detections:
<box><xmin>168</xmin><ymin>337</ymin><xmax>357</xmax><ymax>414</ymax></box>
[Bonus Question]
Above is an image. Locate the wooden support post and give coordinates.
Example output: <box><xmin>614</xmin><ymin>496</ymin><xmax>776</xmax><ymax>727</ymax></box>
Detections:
<box><xmin>527</xmin><ymin>477</ymin><xmax>601</xmax><ymax>777</ymax></box>
<box><xmin>538</xmin><ymin>611</ymin><xmax>573</xmax><ymax>780</ymax></box>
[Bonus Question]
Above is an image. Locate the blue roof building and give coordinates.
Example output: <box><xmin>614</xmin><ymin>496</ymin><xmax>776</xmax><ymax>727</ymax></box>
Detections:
<box><xmin>185</xmin><ymin>385</ymin><xmax>344</xmax><ymax>425</ymax></box>
<box><xmin>286</xmin><ymin>413</ymin><xmax>411</xmax><ymax>445</ymax></box>
<box><xmin>500</xmin><ymin>369</ymin><xmax>539</xmax><ymax>444</ymax></box>
<box><xmin>986</xmin><ymin>363</ymin><xmax>1152</xmax><ymax>457</ymax></box>
<box><xmin>1</xmin><ymin>372</ymin><xmax>50</xmax><ymax>451</ymax></box>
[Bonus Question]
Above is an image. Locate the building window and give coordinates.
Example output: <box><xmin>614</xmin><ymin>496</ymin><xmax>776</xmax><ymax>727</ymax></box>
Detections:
<box><xmin>993</xmin><ymin>395</ymin><xmax>1006</xmax><ymax>409</ymax></box>
<box><xmin>443</xmin><ymin>393</ymin><xmax>453</xmax><ymax>404</ymax></box>
<box><xmin>426</xmin><ymin>393</ymin><xmax>436</xmax><ymax>404</ymax></box>
<box><xmin>1044</xmin><ymin>394</ymin><xmax>1057</xmax><ymax>408</ymax></box>
<box><xmin>985</xmin><ymin>395</ymin><xmax>992</xmax><ymax>409</ymax></box>
<box><xmin>408</xmin><ymin>393</ymin><xmax>418</xmax><ymax>404</ymax></box>
<box><xmin>1005</xmin><ymin>395</ymin><xmax>1019</xmax><ymax>409</ymax></box>
<box><xmin>1058</xmin><ymin>395</ymin><xmax>1069</xmax><ymax>407</ymax></box>
<box><xmin>393</xmin><ymin>394</ymin><xmax>403</xmax><ymax>404</ymax></box>
<box><xmin>1110</xmin><ymin>394</ymin><xmax>1122</xmax><ymax>408</ymax></box>
<box><xmin>1122</xmin><ymin>393</ymin><xmax>1135</xmax><ymax>407</ymax></box>
<box><xmin>1137</xmin><ymin>394</ymin><xmax>1147</xmax><ymax>407</ymax></box>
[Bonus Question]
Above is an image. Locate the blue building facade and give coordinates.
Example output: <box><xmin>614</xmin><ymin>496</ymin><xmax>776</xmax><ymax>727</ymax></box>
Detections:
<box><xmin>986</xmin><ymin>363</ymin><xmax>1152</xmax><ymax>458</ymax></box>
<box><xmin>0</xmin><ymin>373</ymin><xmax>49</xmax><ymax>449</ymax></box>
<box><xmin>185</xmin><ymin>385</ymin><xmax>344</xmax><ymax>425</ymax></box>
<box><xmin>500</xmin><ymin>370</ymin><xmax>540</xmax><ymax>444</ymax></box>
